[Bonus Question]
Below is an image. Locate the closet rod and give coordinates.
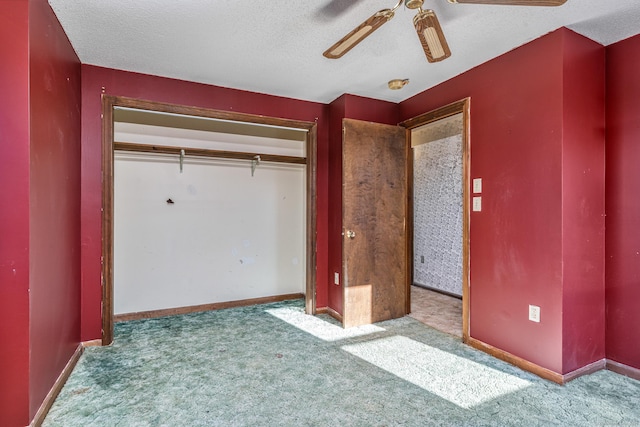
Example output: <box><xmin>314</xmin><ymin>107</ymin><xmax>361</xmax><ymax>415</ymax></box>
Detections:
<box><xmin>114</xmin><ymin>141</ymin><xmax>307</xmax><ymax>165</ymax></box>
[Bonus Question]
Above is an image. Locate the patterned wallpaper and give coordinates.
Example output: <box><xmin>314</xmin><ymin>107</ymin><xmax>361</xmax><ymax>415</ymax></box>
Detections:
<box><xmin>413</xmin><ymin>133</ymin><xmax>463</xmax><ymax>296</ymax></box>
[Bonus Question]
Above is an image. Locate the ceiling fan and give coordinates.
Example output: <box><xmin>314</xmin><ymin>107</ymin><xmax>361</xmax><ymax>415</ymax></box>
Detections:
<box><xmin>323</xmin><ymin>0</ymin><xmax>568</xmax><ymax>62</ymax></box>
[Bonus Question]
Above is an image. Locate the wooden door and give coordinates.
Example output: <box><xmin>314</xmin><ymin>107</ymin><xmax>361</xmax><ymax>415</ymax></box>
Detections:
<box><xmin>342</xmin><ymin>118</ymin><xmax>408</xmax><ymax>328</ymax></box>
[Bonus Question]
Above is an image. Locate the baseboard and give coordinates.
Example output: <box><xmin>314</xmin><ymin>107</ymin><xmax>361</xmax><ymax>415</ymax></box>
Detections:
<box><xmin>562</xmin><ymin>359</ymin><xmax>606</xmax><ymax>383</ymax></box>
<box><xmin>466</xmin><ymin>337</ymin><xmax>565</xmax><ymax>384</ymax></box>
<box><xmin>29</xmin><ymin>343</ymin><xmax>84</xmax><ymax>427</ymax></box>
<box><xmin>606</xmin><ymin>359</ymin><xmax>640</xmax><ymax>381</ymax></box>
<box><xmin>114</xmin><ymin>293</ymin><xmax>305</xmax><ymax>322</ymax></box>
<box><xmin>326</xmin><ymin>307</ymin><xmax>343</xmax><ymax>323</ymax></box>
<box><xmin>467</xmin><ymin>338</ymin><xmax>616</xmax><ymax>384</ymax></box>
<box><xmin>82</xmin><ymin>339</ymin><xmax>103</xmax><ymax>347</ymax></box>
<box><xmin>305</xmin><ymin>306</ymin><xmax>345</xmax><ymax>325</ymax></box>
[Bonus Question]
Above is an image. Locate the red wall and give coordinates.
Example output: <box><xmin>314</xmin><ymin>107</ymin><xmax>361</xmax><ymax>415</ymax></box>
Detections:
<box><xmin>341</xmin><ymin>94</ymin><xmax>399</xmax><ymax>125</ymax></box>
<box><xmin>80</xmin><ymin>66</ymin><xmax>330</xmax><ymax>340</ymax></box>
<box><xmin>400</xmin><ymin>28</ymin><xmax>605</xmax><ymax>375</ymax></box>
<box><xmin>560</xmin><ymin>32</ymin><xmax>606</xmax><ymax>372</ymax></box>
<box><xmin>0</xmin><ymin>2</ymin><xmax>31</xmax><ymax>425</ymax></box>
<box><xmin>28</xmin><ymin>0</ymin><xmax>82</xmax><ymax>419</ymax></box>
<box><xmin>327</xmin><ymin>94</ymin><xmax>399</xmax><ymax>315</ymax></box>
<box><xmin>0</xmin><ymin>1</ymin><xmax>81</xmax><ymax>425</ymax></box>
<box><xmin>605</xmin><ymin>34</ymin><xmax>640</xmax><ymax>371</ymax></box>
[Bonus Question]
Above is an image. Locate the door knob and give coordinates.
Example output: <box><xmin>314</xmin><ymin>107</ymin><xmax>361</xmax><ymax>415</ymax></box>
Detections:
<box><xmin>346</xmin><ymin>230</ymin><xmax>356</xmax><ymax>239</ymax></box>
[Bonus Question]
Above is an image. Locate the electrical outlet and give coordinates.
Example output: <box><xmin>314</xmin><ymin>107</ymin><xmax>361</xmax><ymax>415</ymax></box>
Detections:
<box><xmin>529</xmin><ymin>305</ymin><xmax>540</xmax><ymax>323</ymax></box>
<box><xmin>334</xmin><ymin>272</ymin><xmax>340</xmax><ymax>285</ymax></box>
<box><xmin>420</xmin><ymin>255</ymin><xmax>425</xmax><ymax>264</ymax></box>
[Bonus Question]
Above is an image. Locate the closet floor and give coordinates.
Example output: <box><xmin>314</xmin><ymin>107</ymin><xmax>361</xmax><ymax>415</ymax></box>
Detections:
<box><xmin>409</xmin><ymin>285</ymin><xmax>462</xmax><ymax>338</ymax></box>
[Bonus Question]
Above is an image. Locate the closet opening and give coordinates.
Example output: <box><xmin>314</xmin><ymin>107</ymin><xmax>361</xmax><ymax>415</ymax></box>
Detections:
<box><xmin>101</xmin><ymin>96</ymin><xmax>317</xmax><ymax>345</ymax></box>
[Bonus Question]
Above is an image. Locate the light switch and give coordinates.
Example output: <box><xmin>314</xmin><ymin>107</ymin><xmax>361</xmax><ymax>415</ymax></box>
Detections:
<box><xmin>473</xmin><ymin>196</ymin><xmax>482</xmax><ymax>212</ymax></box>
<box><xmin>334</xmin><ymin>272</ymin><xmax>340</xmax><ymax>285</ymax></box>
<box><xmin>473</xmin><ymin>178</ymin><xmax>482</xmax><ymax>194</ymax></box>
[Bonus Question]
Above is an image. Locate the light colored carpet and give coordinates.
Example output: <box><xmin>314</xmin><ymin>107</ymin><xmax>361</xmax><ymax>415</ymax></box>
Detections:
<box><xmin>44</xmin><ymin>299</ymin><xmax>640</xmax><ymax>426</ymax></box>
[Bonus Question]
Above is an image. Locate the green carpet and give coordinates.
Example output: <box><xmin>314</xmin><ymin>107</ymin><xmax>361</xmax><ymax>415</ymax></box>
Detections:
<box><xmin>43</xmin><ymin>299</ymin><xmax>640</xmax><ymax>426</ymax></box>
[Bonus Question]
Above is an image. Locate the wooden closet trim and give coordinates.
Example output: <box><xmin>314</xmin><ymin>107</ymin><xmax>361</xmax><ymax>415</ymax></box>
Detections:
<box><xmin>101</xmin><ymin>95</ymin><xmax>317</xmax><ymax>344</ymax></box>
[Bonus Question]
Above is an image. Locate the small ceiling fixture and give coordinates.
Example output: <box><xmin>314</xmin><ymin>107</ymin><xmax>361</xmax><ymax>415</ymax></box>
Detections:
<box><xmin>388</xmin><ymin>79</ymin><xmax>410</xmax><ymax>90</ymax></box>
<box><xmin>323</xmin><ymin>0</ymin><xmax>567</xmax><ymax>62</ymax></box>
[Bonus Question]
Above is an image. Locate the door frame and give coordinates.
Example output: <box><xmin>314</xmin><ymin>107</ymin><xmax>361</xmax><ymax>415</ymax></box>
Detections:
<box><xmin>101</xmin><ymin>95</ymin><xmax>317</xmax><ymax>345</ymax></box>
<box><xmin>400</xmin><ymin>98</ymin><xmax>471</xmax><ymax>342</ymax></box>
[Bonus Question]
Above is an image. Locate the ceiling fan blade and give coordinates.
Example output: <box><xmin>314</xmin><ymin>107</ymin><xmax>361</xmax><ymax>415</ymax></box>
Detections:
<box><xmin>323</xmin><ymin>9</ymin><xmax>395</xmax><ymax>59</ymax></box>
<box><xmin>448</xmin><ymin>0</ymin><xmax>566</xmax><ymax>6</ymax></box>
<box><xmin>413</xmin><ymin>9</ymin><xmax>451</xmax><ymax>63</ymax></box>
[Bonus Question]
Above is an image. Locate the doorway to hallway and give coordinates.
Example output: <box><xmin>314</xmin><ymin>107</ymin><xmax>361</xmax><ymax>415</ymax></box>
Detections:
<box><xmin>401</xmin><ymin>99</ymin><xmax>470</xmax><ymax>341</ymax></box>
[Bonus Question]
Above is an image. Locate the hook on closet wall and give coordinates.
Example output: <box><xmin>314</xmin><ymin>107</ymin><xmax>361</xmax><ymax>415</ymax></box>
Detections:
<box><xmin>251</xmin><ymin>155</ymin><xmax>260</xmax><ymax>177</ymax></box>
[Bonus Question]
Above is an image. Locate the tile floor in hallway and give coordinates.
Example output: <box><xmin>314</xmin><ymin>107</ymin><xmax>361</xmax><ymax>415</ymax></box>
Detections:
<box><xmin>409</xmin><ymin>285</ymin><xmax>462</xmax><ymax>338</ymax></box>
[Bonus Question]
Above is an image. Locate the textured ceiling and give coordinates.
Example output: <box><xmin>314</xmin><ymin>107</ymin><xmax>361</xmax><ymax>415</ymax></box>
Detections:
<box><xmin>48</xmin><ymin>0</ymin><xmax>640</xmax><ymax>104</ymax></box>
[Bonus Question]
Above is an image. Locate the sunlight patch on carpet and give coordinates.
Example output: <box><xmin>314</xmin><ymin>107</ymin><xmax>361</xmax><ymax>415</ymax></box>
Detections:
<box><xmin>342</xmin><ymin>335</ymin><xmax>532</xmax><ymax>409</ymax></box>
<box><xmin>265</xmin><ymin>306</ymin><xmax>385</xmax><ymax>341</ymax></box>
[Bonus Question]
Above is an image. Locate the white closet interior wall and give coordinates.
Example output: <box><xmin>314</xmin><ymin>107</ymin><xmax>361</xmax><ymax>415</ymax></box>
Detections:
<box><xmin>113</xmin><ymin>121</ymin><xmax>306</xmax><ymax>315</ymax></box>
